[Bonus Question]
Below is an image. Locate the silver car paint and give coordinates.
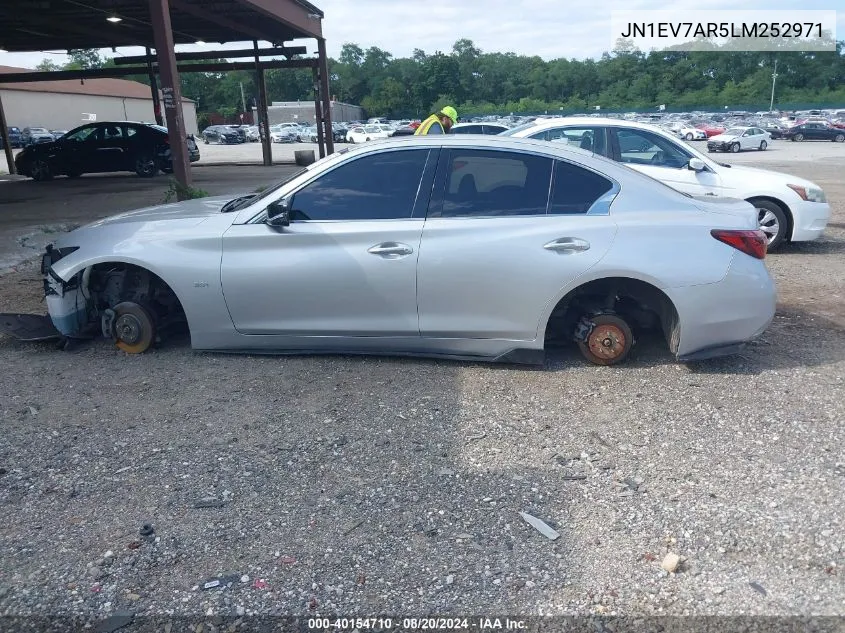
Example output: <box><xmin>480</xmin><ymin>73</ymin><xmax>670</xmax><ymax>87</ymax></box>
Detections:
<box><xmin>47</xmin><ymin>136</ymin><xmax>775</xmax><ymax>362</ymax></box>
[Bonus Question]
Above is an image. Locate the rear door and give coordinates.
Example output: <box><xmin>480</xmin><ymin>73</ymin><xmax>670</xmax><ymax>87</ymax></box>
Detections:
<box><xmin>416</xmin><ymin>148</ymin><xmax>618</xmax><ymax>341</ymax></box>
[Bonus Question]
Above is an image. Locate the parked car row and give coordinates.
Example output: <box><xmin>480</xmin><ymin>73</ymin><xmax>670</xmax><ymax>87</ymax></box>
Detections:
<box><xmin>201</xmin><ymin>125</ymin><xmax>247</xmax><ymax>145</ymax></box>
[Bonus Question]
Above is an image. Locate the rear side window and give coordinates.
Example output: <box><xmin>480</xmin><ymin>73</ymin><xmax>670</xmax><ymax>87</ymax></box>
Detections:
<box><xmin>433</xmin><ymin>149</ymin><xmax>553</xmax><ymax>218</ymax></box>
<box><xmin>452</xmin><ymin>125</ymin><xmax>482</xmax><ymax>135</ymax></box>
<box><xmin>290</xmin><ymin>149</ymin><xmax>430</xmax><ymax>221</ymax></box>
<box><xmin>549</xmin><ymin>160</ymin><xmax>614</xmax><ymax>215</ymax></box>
<box><xmin>530</xmin><ymin>127</ymin><xmax>606</xmax><ymax>155</ymax></box>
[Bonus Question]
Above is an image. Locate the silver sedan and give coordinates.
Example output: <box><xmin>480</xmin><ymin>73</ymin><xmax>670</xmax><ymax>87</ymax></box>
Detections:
<box><xmin>38</xmin><ymin>136</ymin><xmax>776</xmax><ymax>365</ymax></box>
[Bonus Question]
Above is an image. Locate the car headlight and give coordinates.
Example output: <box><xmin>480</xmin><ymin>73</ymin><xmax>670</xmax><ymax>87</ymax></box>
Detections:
<box><xmin>788</xmin><ymin>184</ymin><xmax>827</xmax><ymax>203</ymax></box>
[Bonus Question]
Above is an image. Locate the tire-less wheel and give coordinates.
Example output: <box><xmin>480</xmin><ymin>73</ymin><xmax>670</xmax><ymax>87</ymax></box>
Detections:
<box><xmin>730</xmin><ymin>142</ymin><xmax>741</xmax><ymax>153</ymax></box>
<box><xmin>135</xmin><ymin>154</ymin><xmax>159</xmax><ymax>178</ymax></box>
<box><xmin>753</xmin><ymin>199</ymin><xmax>788</xmax><ymax>250</ymax></box>
<box><xmin>759</xmin><ymin>140</ymin><xmax>767</xmax><ymax>150</ymax></box>
<box><xmin>112</xmin><ymin>302</ymin><xmax>156</xmax><ymax>354</ymax></box>
<box><xmin>30</xmin><ymin>159</ymin><xmax>53</xmax><ymax>181</ymax></box>
<box><xmin>578</xmin><ymin>314</ymin><xmax>633</xmax><ymax>366</ymax></box>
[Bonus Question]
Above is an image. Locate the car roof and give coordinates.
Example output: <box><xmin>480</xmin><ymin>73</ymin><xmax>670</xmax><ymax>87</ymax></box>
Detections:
<box><xmin>335</xmin><ymin>134</ymin><xmax>619</xmax><ymax>170</ymax></box>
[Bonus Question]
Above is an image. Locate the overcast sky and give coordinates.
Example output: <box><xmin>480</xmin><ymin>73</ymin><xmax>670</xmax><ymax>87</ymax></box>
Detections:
<box><xmin>1</xmin><ymin>0</ymin><xmax>841</xmax><ymax>69</ymax></box>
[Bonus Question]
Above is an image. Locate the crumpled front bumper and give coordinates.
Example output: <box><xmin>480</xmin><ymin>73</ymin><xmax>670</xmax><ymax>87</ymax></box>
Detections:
<box><xmin>41</xmin><ymin>245</ymin><xmax>88</xmax><ymax>337</ymax></box>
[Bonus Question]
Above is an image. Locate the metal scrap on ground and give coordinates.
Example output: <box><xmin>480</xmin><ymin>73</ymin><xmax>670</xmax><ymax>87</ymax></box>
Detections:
<box><xmin>519</xmin><ymin>511</ymin><xmax>561</xmax><ymax>541</ymax></box>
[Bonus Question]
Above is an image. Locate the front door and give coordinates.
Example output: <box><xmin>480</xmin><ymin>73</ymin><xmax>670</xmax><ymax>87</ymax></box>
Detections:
<box><xmin>58</xmin><ymin>124</ymin><xmax>101</xmax><ymax>173</ymax></box>
<box><xmin>609</xmin><ymin>126</ymin><xmax>723</xmax><ymax>197</ymax></box>
<box><xmin>416</xmin><ymin>149</ymin><xmax>618</xmax><ymax>341</ymax></box>
<box><xmin>220</xmin><ymin>148</ymin><xmax>436</xmax><ymax>337</ymax></box>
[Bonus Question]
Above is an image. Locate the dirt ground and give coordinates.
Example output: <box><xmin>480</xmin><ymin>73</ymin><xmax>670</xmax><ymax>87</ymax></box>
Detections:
<box><xmin>0</xmin><ymin>153</ymin><xmax>843</xmax><ymax>622</ymax></box>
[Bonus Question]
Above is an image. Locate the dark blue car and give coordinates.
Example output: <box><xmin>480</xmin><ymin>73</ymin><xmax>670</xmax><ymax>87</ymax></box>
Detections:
<box><xmin>1</xmin><ymin>127</ymin><xmax>23</xmax><ymax>149</ymax></box>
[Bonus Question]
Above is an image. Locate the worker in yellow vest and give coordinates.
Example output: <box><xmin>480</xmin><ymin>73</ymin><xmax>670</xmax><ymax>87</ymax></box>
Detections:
<box><xmin>414</xmin><ymin>106</ymin><xmax>458</xmax><ymax>135</ymax></box>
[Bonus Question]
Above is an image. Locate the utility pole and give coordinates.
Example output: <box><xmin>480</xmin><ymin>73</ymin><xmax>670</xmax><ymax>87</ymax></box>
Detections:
<box><xmin>240</xmin><ymin>82</ymin><xmax>247</xmax><ymax>113</ymax></box>
<box><xmin>769</xmin><ymin>58</ymin><xmax>778</xmax><ymax>112</ymax></box>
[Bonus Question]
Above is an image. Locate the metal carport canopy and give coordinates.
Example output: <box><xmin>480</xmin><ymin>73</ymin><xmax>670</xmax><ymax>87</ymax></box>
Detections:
<box><xmin>0</xmin><ymin>0</ymin><xmax>331</xmax><ymax>195</ymax></box>
<box><xmin>0</xmin><ymin>0</ymin><xmax>324</xmax><ymax>50</ymax></box>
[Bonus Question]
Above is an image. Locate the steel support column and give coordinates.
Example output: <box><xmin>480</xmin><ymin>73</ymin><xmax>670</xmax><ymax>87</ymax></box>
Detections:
<box><xmin>149</xmin><ymin>0</ymin><xmax>192</xmax><ymax>195</ymax></box>
<box><xmin>312</xmin><ymin>67</ymin><xmax>326</xmax><ymax>159</ymax></box>
<box><xmin>0</xmin><ymin>93</ymin><xmax>15</xmax><ymax>175</ymax></box>
<box><xmin>146</xmin><ymin>47</ymin><xmax>163</xmax><ymax>126</ymax></box>
<box><xmin>254</xmin><ymin>41</ymin><xmax>272</xmax><ymax>166</ymax></box>
<box><xmin>317</xmin><ymin>38</ymin><xmax>334</xmax><ymax>155</ymax></box>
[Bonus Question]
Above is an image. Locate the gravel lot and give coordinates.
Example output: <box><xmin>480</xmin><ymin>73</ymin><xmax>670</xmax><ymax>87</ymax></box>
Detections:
<box><xmin>0</xmin><ymin>143</ymin><xmax>843</xmax><ymax>622</ymax></box>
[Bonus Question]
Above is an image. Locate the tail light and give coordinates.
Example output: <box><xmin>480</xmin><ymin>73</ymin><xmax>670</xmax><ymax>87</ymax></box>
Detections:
<box><xmin>710</xmin><ymin>229</ymin><xmax>767</xmax><ymax>259</ymax></box>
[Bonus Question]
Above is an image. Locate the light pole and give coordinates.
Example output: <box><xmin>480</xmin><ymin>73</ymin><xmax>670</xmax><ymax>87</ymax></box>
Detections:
<box><xmin>769</xmin><ymin>58</ymin><xmax>778</xmax><ymax>112</ymax></box>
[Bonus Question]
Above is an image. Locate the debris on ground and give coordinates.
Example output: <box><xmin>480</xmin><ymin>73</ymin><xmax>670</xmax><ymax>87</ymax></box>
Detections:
<box><xmin>749</xmin><ymin>581</ymin><xmax>768</xmax><ymax>596</ymax></box>
<box><xmin>661</xmin><ymin>553</ymin><xmax>681</xmax><ymax>573</ymax></box>
<box><xmin>201</xmin><ymin>574</ymin><xmax>242</xmax><ymax>591</ymax></box>
<box><xmin>519</xmin><ymin>511</ymin><xmax>561</xmax><ymax>541</ymax></box>
<box><xmin>138</xmin><ymin>524</ymin><xmax>155</xmax><ymax>537</ymax></box>
<box><xmin>94</xmin><ymin>612</ymin><xmax>134</xmax><ymax>633</ymax></box>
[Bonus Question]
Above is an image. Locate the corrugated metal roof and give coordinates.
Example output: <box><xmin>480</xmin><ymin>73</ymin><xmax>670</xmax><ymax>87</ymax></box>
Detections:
<box><xmin>0</xmin><ymin>65</ymin><xmax>193</xmax><ymax>102</ymax></box>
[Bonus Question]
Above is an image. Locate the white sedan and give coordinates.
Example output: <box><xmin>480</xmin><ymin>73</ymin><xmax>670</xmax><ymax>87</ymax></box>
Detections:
<box><xmin>347</xmin><ymin>125</ymin><xmax>391</xmax><ymax>144</ymax></box>
<box><xmin>667</xmin><ymin>123</ymin><xmax>707</xmax><ymax>141</ymax></box>
<box><xmin>707</xmin><ymin>126</ymin><xmax>771</xmax><ymax>153</ymax></box>
<box><xmin>502</xmin><ymin>117</ymin><xmax>827</xmax><ymax>249</ymax></box>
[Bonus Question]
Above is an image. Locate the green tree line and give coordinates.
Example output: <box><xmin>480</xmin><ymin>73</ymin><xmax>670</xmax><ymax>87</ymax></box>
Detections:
<box><xmin>37</xmin><ymin>39</ymin><xmax>845</xmax><ymax>121</ymax></box>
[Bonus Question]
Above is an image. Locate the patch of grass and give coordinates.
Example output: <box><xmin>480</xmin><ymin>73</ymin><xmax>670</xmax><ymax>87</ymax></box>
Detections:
<box><xmin>162</xmin><ymin>178</ymin><xmax>210</xmax><ymax>203</ymax></box>
<box><xmin>253</xmin><ymin>184</ymin><xmax>269</xmax><ymax>193</ymax></box>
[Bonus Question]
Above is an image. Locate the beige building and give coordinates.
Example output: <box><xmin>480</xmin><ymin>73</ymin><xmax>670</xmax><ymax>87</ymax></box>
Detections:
<box><xmin>264</xmin><ymin>100</ymin><xmax>363</xmax><ymax>124</ymax></box>
<box><xmin>0</xmin><ymin>65</ymin><xmax>198</xmax><ymax>135</ymax></box>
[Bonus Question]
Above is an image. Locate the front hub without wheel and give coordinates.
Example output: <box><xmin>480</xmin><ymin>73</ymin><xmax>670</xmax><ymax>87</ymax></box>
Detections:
<box><xmin>111</xmin><ymin>302</ymin><xmax>155</xmax><ymax>354</ymax></box>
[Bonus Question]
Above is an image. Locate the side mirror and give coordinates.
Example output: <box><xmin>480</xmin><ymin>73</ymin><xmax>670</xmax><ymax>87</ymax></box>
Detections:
<box><xmin>688</xmin><ymin>158</ymin><xmax>706</xmax><ymax>172</ymax></box>
<box><xmin>266</xmin><ymin>198</ymin><xmax>291</xmax><ymax>227</ymax></box>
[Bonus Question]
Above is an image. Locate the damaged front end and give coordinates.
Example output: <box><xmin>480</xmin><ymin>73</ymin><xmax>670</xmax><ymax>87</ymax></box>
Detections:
<box><xmin>40</xmin><ymin>245</ymin><xmax>188</xmax><ymax>352</ymax></box>
<box><xmin>42</xmin><ymin>244</ymin><xmax>92</xmax><ymax>338</ymax></box>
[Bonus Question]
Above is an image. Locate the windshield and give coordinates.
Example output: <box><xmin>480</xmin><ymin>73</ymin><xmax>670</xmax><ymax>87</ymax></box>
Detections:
<box><xmin>499</xmin><ymin>121</ymin><xmax>540</xmax><ymax>136</ymax></box>
<box><xmin>221</xmin><ymin>167</ymin><xmax>308</xmax><ymax>213</ymax></box>
<box><xmin>723</xmin><ymin>128</ymin><xmax>746</xmax><ymax>136</ymax></box>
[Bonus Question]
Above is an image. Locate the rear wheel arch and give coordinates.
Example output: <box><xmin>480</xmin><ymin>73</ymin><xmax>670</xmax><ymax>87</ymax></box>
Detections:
<box><xmin>542</xmin><ymin>276</ymin><xmax>681</xmax><ymax>356</ymax></box>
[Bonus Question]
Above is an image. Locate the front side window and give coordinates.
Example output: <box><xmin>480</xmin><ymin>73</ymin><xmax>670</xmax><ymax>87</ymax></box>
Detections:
<box><xmin>435</xmin><ymin>149</ymin><xmax>553</xmax><ymax>218</ymax></box>
<box><xmin>289</xmin><ymin>149</ymin><xmax>430</xmax><ymax>221</ymax></box>
<box><xmin>549</xmin><ymin>160</ymin><xmax>614</xmax><ymax>215</ymax></box>
<box><xmin>613</xmin><ymin>128</ymin><xmax>691</xmax><ymax>169</ymax></box>
<box><xmin>64</xmin><ymin>126</ymin><xmax>98</xmax><ymax>142</ymax></box>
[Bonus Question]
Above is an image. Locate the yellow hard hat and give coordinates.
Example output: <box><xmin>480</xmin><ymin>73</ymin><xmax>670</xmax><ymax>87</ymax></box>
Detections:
<box><xmin>440</xmin><ymin>106</ymin><xmax>458</xmax><ymax>124</ymax></box>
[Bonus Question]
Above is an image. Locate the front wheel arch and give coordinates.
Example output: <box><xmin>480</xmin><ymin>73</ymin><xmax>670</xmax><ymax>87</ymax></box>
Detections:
<box><xmin>52</xmin><ymin>259</ymin><xmax>191</xmax><ymax>341</ymax></box>
<box><xmin>747</xmin><ymin>196</ymin><xmax>793</xmax><ymax>247</ymax></box>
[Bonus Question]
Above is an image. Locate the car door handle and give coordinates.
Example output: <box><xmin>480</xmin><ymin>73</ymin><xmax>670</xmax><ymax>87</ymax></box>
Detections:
<box><xmin>367</xmin><ymin>242</ymin><xmax>414</xmax><ymax>258</ymax></box>
<box><xmin>543</xmin><ymin>238</ymin><xmax>590</xmax><ymax>253</ymax></box>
